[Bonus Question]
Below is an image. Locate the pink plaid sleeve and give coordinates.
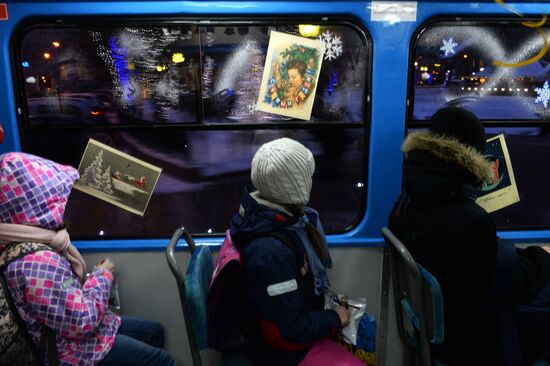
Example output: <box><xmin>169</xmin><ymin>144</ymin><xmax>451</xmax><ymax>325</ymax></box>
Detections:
<box><xmin>17</xmin><ymin>251</ymin><xmax>113</xmax><ymax>340</ymax></box>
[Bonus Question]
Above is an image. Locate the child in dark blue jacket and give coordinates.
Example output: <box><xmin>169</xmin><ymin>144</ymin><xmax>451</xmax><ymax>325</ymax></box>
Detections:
<box><xmin>230</xmin><ymin>138</ymin><xmax>362</xmax><ymax>366</ymax></box>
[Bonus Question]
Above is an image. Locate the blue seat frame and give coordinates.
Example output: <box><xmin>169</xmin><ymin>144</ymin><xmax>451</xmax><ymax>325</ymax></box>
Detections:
<box><xmin>166</xmin><ymin>227</ymin><xmax>213</xmax><ymax>366</ymax></box>
<box><xmin>166</xmin><ymin>227</ymin><xmax>252</xmax><ymax>366</ymax></box>
<box><xmin>382</xmin><ymin>227</ymin><xmax>445</xmax><ymax>366</ymax></box>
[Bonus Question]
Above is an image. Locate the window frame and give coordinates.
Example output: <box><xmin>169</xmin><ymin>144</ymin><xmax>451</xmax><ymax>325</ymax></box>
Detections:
<box><xmin>10</xmin><ymin>15</ymin><xmax>373</xmax><ymax>237</ymax></box>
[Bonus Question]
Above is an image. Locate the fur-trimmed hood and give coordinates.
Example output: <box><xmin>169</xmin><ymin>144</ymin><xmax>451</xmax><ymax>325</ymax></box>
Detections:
<box><xmin>402</xmin><ymin>131</ymin><xmax>492</xmax><ymax>184</ymax></box>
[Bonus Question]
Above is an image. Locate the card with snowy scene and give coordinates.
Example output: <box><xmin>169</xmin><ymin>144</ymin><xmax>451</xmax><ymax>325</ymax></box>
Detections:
<box><xmin>476</xmin><ymin>134</ymin><xmax>519</xmax><ymax>213</ymax></box>
<box><xmin>73</xmin><ymin>139</ymin><xmax>162</xmax><ymax>216</ymax></box>
<box><xmin>256</xmin><ymin>31</ymin><xmax>325</xmax><ymax>121</ymax></box>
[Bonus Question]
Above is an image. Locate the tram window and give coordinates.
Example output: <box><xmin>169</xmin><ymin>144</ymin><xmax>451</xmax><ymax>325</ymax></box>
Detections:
<box><xmin>410</xmin><ymin>20</ymin><xmax>550</xmax><ymax>121</ymax></box>
<box><xmin>16</xmin><ymin>21</ymin><xmax>368</xmax><ymax>126</ymax></box>
<box><xmin>13</xmin><ymin>19</ymin><xmax>371</xmax><ymax>238</ymax></box>
<box><xmin>409</xmin><ymin>20</ymin><xmax>550</xmax><ymax>230</ymax></box>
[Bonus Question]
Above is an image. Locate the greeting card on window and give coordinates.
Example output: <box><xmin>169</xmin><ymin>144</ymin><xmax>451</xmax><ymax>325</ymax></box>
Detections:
<box><xmin>476</xmin><ymin>134</ymin><xmax>520</xmax><ymax>213</ymax></box>
<box><xmin>256</xmin><ymin>31</ymin><xmax>325</xmax><ymax>121</ymax></box>
<box><xmin>73</xmin><ymin>139</ymin><xmax>162</xmax><ymax>216</ymax></box>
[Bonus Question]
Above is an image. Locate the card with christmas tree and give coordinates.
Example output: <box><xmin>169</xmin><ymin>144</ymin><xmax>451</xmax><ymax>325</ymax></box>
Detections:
<box><xmin>73</xmin><ymin>138</ymin><xmax>162</xmax><ymax>216</ymax></box>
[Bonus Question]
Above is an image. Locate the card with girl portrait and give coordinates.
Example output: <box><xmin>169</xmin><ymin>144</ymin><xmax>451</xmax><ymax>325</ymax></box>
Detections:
<box><xmin>257</xmin><ymin>31</ymin><xmax>325</xmax><ymax>120</ymax></box>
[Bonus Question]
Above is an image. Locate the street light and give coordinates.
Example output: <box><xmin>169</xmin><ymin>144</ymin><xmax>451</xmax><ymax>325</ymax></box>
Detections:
<box><xmin>43</xmin><ymin>52</ymin><xmax>51</xmax><ymax>60</ymax></box>
<box><xmin>172</xmin><ymin>53</ymin><xmax>185</xmax><ymax>64</ymax></box>
<box><xmin>299</xmin><ymin>24</ymin><xmax>321</xmax><ymax>37</ymax></box>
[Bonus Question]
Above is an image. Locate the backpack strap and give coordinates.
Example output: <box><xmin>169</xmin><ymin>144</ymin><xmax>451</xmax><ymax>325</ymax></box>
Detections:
<box><xmin>0</xmin><ymin>242</ymin><xmax>59</xmax><ymax>366</ymax></box>
<box><xmin>0</xmin><ymin>242</ymin><xmax>51</xmax><ymax>269</ymax></box>
<box><xmin>269</xmin><ymin>230</ymin><xmax>298</xmax><ymax>257</ymax></box>
<box><xmin>251</xmin><ymin>229</ymin><xmax>301</xmax><ymax>263</ymax></box>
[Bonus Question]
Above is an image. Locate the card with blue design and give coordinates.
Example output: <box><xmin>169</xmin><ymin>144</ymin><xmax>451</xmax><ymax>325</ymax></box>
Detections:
<box><xmin>477</xmin><ymin>134</ymin><xmax>520</xmax><ymax>213</ymax></box>
<box><xmin>256</xmin><ymin>31</ymin><xmax>325</xmax><ymax>120</ymax></box>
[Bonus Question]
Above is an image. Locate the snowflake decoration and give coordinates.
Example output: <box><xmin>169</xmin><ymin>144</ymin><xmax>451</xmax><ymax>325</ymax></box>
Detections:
<box><xmin>535</xmin><ymin>81</ymin><xmax>550</xmax><ymax>108</ymax></box>
<box><xmin>440</xmin><ymin>37</ymin><xmax>458</xmax><ymax>57</ymax></box>
<box><xmin>247</xmin><ymin>103</ymin><xmax>256</xmax><ymax>114</ymax></box>
<box><xmin>318</xmin><ymin>31</ymin><xmax>343</xmax><ymax>61</ymax></box>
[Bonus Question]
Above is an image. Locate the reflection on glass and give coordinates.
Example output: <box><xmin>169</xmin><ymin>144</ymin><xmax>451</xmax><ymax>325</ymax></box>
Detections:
<box><xmin>25</xmin><ymin>128</ymin><xmax>365</xmax><ymax>237</ymax></box>
<box><xmin>412</xmin><ymin>23</ymin><xmax>550</xmax><ymax>120</ymax></box>
<box><xmin>21</xmin><ymin>26</ymin><xmax>200</xmax><ymax>125</ymax></box>
<box><xmin>201</xmin><ymin>24</ymin><xmax>366</xmax><ymax>123</ymax></box>
<box><xmin>19</xmin><ymin>22</ymin><xmax>368</xmax><ymax>125</ymax></box>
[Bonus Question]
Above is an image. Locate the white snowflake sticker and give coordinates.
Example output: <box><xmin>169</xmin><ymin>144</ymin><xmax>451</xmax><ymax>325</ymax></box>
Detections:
<box><xmin>440</xmin><ymin>37</ymin><xmax>458</xmax><ymax>57</ymax></box>
<box><xmin>535</xmin><ymin>81</ymin><xmax>550</xmax><ymax>108</ymax></box>
<box><xmin>318</xmin><ymin>31</ymin><xmax>343</xmax><ymax>61</ymax></box>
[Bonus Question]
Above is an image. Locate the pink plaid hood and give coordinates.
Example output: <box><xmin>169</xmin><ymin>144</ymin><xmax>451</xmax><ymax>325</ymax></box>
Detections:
<box><xmin>0</xmin><ymin>152</ymin><xmax>79</xmax><ymax>230</ymax></box>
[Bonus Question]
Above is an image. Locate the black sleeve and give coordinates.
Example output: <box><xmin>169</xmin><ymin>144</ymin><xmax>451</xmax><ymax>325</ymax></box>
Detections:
<box><xmin>510</xmin><ymin>246</ymin><xmax>550</xmax><ymax>301</ymax></box>
<box><xmin>470</xmin><ymin>215</ymin><xmax>499</xmax><ymax>299</ymax></box>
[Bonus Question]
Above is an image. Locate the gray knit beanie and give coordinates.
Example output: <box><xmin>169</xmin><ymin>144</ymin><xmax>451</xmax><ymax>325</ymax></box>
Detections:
<box><xmin>251</xmin><ymin>138</ymin><xmax>315</xmax><ymax>206</ymax></box>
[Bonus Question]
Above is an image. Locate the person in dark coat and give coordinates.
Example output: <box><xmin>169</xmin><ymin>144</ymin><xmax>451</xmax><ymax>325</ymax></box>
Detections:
<box><xmin>231</xmin><ymin>137</ymin><xmax>363</xmax><ymax>366</ymax></box>
<box><xmin>388</xmin><ymin>107</ymin><xmax>550</xmax><ymax>365</ymax></box>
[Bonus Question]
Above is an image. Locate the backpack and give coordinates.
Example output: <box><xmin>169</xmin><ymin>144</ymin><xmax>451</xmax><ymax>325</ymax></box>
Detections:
<box><xmin>207</xmin><ymin>229</ymin><xmax>296</xmax><ymax>353</ymax></box>
<box><xmin>0</xmin><ymin>242</ymin><xmax>59</xmax><ymax>366</ymax></box>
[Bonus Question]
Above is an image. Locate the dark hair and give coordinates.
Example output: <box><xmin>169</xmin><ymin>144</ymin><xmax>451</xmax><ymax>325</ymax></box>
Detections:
<box><xmin>286</xmin><ymin>205</ymin><xmax>328</xmax><ymax>261</ymax></box>
<box><xmin>430</xmin><ymin>107</ymin><xmax>486</xmax><ymax>154</ymax></box>
<box><xmin>286</xmin><ymin>59</ymin><xmax>307</xmax><ymax>77</ymax></box>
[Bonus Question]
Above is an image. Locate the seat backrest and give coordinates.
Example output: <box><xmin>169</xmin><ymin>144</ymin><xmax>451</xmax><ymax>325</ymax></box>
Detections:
<box><xmin>185</xmin><ymin>244</ymin><xmax>214</xmax><ymax>350</ymax></box>
<box><xmin>166</xmin><ymin>227</ymin><xmax>213</xmax><ymax>366</ymax></box>
<box><xmin>382</xmin><ymin>227</ymin><xmax>444</xmax><ymax>366</ymax></box>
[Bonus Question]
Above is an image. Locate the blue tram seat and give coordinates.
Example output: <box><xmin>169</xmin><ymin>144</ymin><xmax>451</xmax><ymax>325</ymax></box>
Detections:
<box><xmin>382</xmin><ymin>227</ymin><xmax>445</xmax><ymax>366</ymax></box>
<box><xmin>166</xmin><ymin>227</ymin><xmax>252</xmax><ymax>366</ymax></box>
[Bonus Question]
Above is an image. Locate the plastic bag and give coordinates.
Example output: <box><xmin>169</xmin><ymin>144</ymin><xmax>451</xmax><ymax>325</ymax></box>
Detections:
<box><xmin>325</xmin><ymin>292</ymin><xmax>376</xmax><ymax>365</ymax></box>
<box><xmin>332</xmin><ymin>295</ymin><xmax>367</xmax><ymax>345</ymax></box>
<box><xmin>356</xmin><ymin>313</ymin><xmax>376</xmax><ymax>353</ymax></box>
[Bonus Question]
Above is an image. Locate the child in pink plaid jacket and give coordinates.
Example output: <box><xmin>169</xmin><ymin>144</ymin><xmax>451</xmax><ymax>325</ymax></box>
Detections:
<box><xmin>0</xmin><ymin>152</ymin><xmax>175</xmax><ymax>366</ymax></box>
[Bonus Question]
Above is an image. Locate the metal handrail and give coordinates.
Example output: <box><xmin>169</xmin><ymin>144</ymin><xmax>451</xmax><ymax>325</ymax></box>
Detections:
<box><xmin>382</xmin><ymin>226</ymin><xmax>431</xmax><ymax>366</ymax></box>
<box><xmin>382</xmin><ymin>227</ymin><xmax>421</xmax><ymax>279</ymax></box>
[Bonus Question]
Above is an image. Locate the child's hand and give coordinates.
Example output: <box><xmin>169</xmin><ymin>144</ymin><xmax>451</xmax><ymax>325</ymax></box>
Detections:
<box><xmin>97</xmin><ymin>257</ymin><xmax>116</xmax><ymax>275</ymax></box>
<box><xmin>334</xmin><ymin>305</ymin><xmax>350</xmax><ymax>327</ymax></box>
<box><xmin>273</xmin><ymin>61</ymin><xmax>280</xmax><ymax>72</ymax></box>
